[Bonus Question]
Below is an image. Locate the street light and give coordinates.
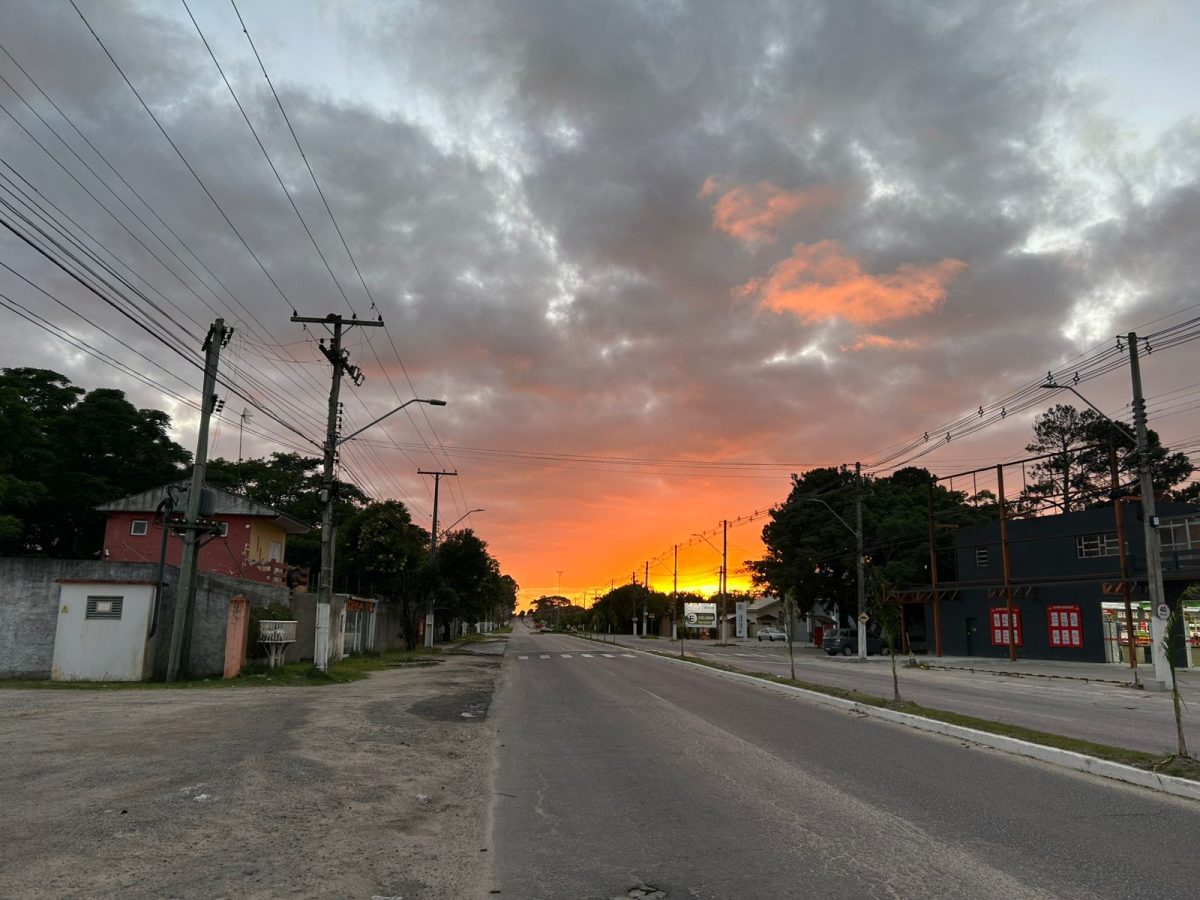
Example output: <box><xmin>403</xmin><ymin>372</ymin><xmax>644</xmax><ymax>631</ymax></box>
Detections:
<box><xmin>803</xmin><ymin>495</ymin><xmax>867</xmax><ymax>661</ymax></box>
<box><xmin>692</xmin><ymin>533</ymin><xmax>728</xmax><ymax>643</ymax></box>
<box><xmin>313</xmin><ymin>396</ymin><xmax>446</xmax><ymax>670</ymax></box>
<box><xmin>438</xmin><ymin>508</ymin><xmax>484</xmax><ymax>539</ymax></box>
<box><xmin>1039</xmin><ymin>380</ymin><xmax>1167</xmax><ymax>687</ymax></box>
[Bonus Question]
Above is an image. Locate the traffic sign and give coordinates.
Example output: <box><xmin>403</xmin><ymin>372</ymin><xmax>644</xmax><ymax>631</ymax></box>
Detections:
<box><xmin>1156</xmin><ymin>602</ymin><xmax>1171</xmax><ymax>620</ymax></box>
<box><xmin>857</xmin><ymin>612</ymin><xmax>870</xmax><ymax>624</ymax></box>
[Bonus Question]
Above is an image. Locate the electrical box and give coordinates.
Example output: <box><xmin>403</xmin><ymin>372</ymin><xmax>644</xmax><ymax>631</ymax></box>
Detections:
<box><xmin>51</xmin><ymin>581</ymin><xmax>157</xmax><ymax>681</ymax></box>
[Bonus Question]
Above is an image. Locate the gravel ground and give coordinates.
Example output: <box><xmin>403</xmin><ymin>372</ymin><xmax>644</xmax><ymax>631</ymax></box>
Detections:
<box><xmin>0</xmin><ymin>652</ymin><xmax>502</xmax><ymax>899</ymax></box>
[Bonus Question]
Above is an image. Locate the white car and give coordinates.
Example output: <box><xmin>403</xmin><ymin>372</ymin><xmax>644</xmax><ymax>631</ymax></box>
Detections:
<box><xmin>756</xmin><ymin>627</ymin><xmax>787</xmax><ymax>642</ymax></box>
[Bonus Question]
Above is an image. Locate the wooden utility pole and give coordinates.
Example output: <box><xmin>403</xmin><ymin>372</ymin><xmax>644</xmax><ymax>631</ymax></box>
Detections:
<box><xmin>292</xmin><ymin>313</ymin><xmax>382</xmax><ymax>671</ymax></box>
<box><xmin>166</xmin><ymin>319</ymin><xmax>231</xmax><ymax>681</ymax></box>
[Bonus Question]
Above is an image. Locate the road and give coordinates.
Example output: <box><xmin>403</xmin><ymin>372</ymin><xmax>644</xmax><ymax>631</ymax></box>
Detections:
<box><xmin>488</xmin><ymin>622</ymin><xmax>1200</xmax><ymax>899</ymax></box>
<box><xmin>596</xmin><ymin>633</ymin><xmax>1198</xmax><ymax>756</ymax></box>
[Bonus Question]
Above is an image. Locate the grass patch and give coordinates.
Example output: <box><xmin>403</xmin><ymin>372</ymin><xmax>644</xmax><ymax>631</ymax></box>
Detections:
<box><xmin>0</xmin><ymin>648</ymin><xmax>446</xmax><ymax>691</ymax></box>
<box><xmin>644</xmin><ymin>649</ymin><xmax>1200</xmax><ymax>783</ymax></box>
<box><xmin>458</xmin><ymin>631</ymin><xmax>509</xmax><ymax>643</ymax></box>
<box><xmin>495</xmin><ymin>624</ymin><xmax>513</xmax><ymax>633</ymax></box>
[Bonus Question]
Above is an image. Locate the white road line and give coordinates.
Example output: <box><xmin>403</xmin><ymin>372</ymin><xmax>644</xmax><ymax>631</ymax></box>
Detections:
<box><xmin>540</xmin><ymin>654</ymin><xmax>551</xmax><ymax>659</ymax></box>
<box><xmin>518</xmin><ymin>655</ymin><xmax>529</xmax><ymax>660</ymax></box>
<box><xmin>581</xmin><ymin>654</ymin><xmax>594</xmax><ymax>658</ymax></box>
<box><xmin>620</xmin><ymin>654</ymin><xmax>635</xmax><ymax>658</ymax></box>
<box><xmin>561</xmin><ymin>654</ymin><xmax>572</xmax><ymax>658</ymax></box>
<box><xmin>602</xmin><ymin>654</ymin><xmax>615</xmax><ymax>658</ymax></box>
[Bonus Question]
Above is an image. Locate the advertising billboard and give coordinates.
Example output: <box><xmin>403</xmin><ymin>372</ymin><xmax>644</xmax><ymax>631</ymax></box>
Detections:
<box><xmin>683</xmin><ymin>602</ymin><xmax>717</xmax><ymax>629</ymax></box>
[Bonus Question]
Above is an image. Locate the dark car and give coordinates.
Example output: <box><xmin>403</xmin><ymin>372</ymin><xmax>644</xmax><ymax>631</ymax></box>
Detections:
<box><xmin>821</xmin><ymin>627</ymin><xmax>887</xmax><ymax>656</ymax></box>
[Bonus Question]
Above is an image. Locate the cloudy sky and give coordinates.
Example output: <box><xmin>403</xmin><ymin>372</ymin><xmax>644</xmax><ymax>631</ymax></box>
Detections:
<box><xmin>1</xmin><ymin>0</ymin><xmax>1198</xmax><ymax>605</ymax></box>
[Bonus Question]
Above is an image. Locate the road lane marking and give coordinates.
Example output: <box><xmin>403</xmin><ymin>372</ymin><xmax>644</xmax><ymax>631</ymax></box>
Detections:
<box><xmin>540</xmin><ymin>654</ymin><xmax>551</xmax><ymax>659</ymax></box>
<box><xmin>518</xmin><ymin>655</ymin><xmax>528</xmax><ymax>660</ymax></box>
<box><xmin>602</xmin><ymin>654</ymin><xmax>615</xmax><ymax>658</ymax></box>
<box><xmin>620</xmin><ymin>654</ymin><xmax>635</xmax><ymax>658</ymax></box>
<box><xmin>581</xmin><ymin>653</ymin><xmax>594</xmax><ymax>658</ymax></box>
<box><xmin>561</xmin><ymin>654</ymin><xmax>572</xmax><ymax>658</ymax></box>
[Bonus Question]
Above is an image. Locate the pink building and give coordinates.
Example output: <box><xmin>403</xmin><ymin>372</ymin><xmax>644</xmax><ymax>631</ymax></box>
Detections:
<box><xmin>97</xmin><ymin>484</ymin><xmax>310</xmax><ymax>587</ymax></box>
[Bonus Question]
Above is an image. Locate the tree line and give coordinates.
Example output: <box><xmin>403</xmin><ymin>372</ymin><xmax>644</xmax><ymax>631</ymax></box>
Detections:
<box><xmin>0</xmin><ymin>368</ymin><xmax>516</xmax><ymax>645</ymax></box>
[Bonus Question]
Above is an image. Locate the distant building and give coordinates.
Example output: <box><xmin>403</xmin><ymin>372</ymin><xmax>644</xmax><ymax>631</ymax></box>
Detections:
<box><xmin>97</xmin><ymin>484</ymin><xmax>310</xmax><ymax>587</ymax></box>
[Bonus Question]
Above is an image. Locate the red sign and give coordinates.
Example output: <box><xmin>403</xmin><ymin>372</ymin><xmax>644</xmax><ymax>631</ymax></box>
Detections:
<box><xmin>989</xmin><ymin>608</ymin><xmax>1022</xmax><ymax>647</ymax></box>
<box><xmin>1047</xmin><ymin>605</ymin><xmax>1082</xmax><ymax>648</ymax></box>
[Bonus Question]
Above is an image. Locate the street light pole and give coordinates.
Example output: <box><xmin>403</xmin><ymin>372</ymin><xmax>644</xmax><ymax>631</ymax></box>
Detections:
<box><xmin>803</xmin><ymin>485</ymin><xmax>867</xmax><ymax>661</ymax></box>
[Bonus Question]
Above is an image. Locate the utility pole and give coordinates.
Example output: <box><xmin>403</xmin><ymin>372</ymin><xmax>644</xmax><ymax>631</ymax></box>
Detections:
<box><xmin>673</xmin><ymin>543</ymin><xmax>679</xmax><ymax>645</ymax></box>
<box><xmin>418</xmin><ymin>469</ymin><xmax>457</xmax><ymax>647</ymax></box>
<box><xmin>997</xmin><ymin>464</ymin><xmax>1017</xmax><ymax>662</ymax></box>
<box><xmin>292</xmin><ymin>312</ymin><xmax>383</xmax><ymax>671</ymax></box>
<box><xmin>855</xmin><ymin>463</ymin><xmax>866</xmax><ymax>661</ymax></box>
<box><xmin>166</xmin><ymin>319</ymin><xmax>231</xmax><ymax>681</ymax></box>
<box><xmin>721</xmin><ymin>518</ymin><xmax>729</xmax><ymax>643</ymax></box>
<box><xmin>1127</xmin><ymin>332</ymin><xmax>1172</xmax><ymax>689</ymax></box>
<box><xmin>236</xmin><ymin>408</ymin><xmax>251</xmax><ymax>490</ymax></box>
<box><xmin>643</xmin><ymin>560</ymin><xmax>650</xmax><ymax>636</ymax></box>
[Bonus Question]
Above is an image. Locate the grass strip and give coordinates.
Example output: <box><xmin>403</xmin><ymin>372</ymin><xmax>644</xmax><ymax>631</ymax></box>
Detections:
<box><xmin>0</xmin><ymin>648</ymin><xmax>444</xmax><ymax>691</ymax></box>
<box><xmin>642</xmin><ymin>647</ymin><xmax>1200</xmax><ymax>783</ymax></box>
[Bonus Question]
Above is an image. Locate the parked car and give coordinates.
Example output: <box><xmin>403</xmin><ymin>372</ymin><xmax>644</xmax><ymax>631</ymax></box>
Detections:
<box><xmin>756</xmin><ymin>627</ymin><xmax>787</xmax><ymax>642</ymax></box>
<box><xmin>822</xmin><ymin>627</ymin><xmax>886</xmax><ymax>656</ymax></box>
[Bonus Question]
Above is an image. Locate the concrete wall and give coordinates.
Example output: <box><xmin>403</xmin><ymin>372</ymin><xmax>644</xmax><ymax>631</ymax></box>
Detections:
<box><xmin>0</xmin><ymin>558</ymin><xmax>162</xmax><ymax>678</ymax></box>
<box><xmin>0</xmin><ymin>557</ymin><xmax>290</xmax><ymax>679</ymax></box>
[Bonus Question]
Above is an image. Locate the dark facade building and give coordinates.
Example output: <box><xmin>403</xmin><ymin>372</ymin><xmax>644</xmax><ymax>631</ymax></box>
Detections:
<box><xmin>926</xmin><ymin>502</ymin><xmax>1200</xmax><ymax>667</ymax></box>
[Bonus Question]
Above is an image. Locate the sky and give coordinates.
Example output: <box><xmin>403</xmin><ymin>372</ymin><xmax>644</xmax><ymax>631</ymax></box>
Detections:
<box><xmin>1</xmin><ymin>0</ymin><xmax>1198</xmax><ymax>609</ymax></box>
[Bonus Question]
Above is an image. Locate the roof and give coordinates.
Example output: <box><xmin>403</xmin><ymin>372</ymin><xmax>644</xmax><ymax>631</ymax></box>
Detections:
<box><xmin>96</xmin><ymin>483</ymin><xmax>310</xmax><ymax>535</ymax></box>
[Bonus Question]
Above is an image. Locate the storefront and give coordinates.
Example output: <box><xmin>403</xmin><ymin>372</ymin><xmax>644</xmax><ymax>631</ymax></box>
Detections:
<box><xmin>1102</xmin><ymin>598</ymin><xmax>1200</xmax><ymax>667</ymax></box>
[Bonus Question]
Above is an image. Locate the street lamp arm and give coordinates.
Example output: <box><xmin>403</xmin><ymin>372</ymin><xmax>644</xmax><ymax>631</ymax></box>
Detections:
<box><xmin>1039</xmin><ymin>383</ymin><xmax>1136</xmax><ymax>444</ymax></box>
<box><xmin>438</xmin><ymin>508</ymin><xmax>484</xmax><ymax>539</ymax></box>
<box><xmin>336</xmin><ymin>397</ymin><xmax>447</xmax><ymax>446</ymax></box>
<box><xmin>804</xmin><ymin>498</ymin><xmax>856</xmax><ymax>536</ymax></box>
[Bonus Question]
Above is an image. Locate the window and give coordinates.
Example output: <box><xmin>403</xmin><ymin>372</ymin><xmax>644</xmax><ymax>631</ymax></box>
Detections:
<box><xmin>130</xmin><ymin>520</ymin><xmax>148</xmax><ymax>536</ymax></box>
<box><xmin>86</xmin><ymin>596</ymin><xmax>123</xmax><ymax>620</ymax></box>
<box><xmin>217</xmin><ymin>521</ymin><xmax>229</xmax><ymax>537</ymax></box>
<box><xmin>1160</xmin><ymin>516</ymin><xmax>1200</xmax><ymax>551</ymax></box>
<box><xmin>1076</xmin><ymin>532</ymin><xmax>1119</xmax><ymax>558</ymax></box>
<box><xmin>975</xmin><ymin>546</ymin><xmax>989</xmax><ymax>567</ymax></box>
<box><xmin>989</xmin><ymin>608</ymin><xmax>1022</xmax><ymax>647</ymax></box>
<box><xmin>1047</xmin><ymin>605</ymin><xmax>1083</xmax><ymax>648</ymax></box>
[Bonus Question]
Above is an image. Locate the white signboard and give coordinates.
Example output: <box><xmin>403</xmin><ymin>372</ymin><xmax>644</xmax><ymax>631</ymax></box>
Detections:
<box><xmin>683</xmin><ymin>602</ymin><xmax>718</xmax><ymax>629</ymax></box>
<box><xmin>735</xmin><ymin>601</ymin><xmax>748</xmax><ymax>638</ymax></box>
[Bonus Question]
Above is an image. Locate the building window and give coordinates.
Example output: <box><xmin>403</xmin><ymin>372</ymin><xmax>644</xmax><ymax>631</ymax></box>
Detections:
<box><xmin>975</xmin><ymin>546</ymin><xmax>989</xmax><ymax>567</ymax></box>
<box><xmin>217</xmin><ymin>521</ymin><xmax>229</xmax><ymax>537</ymax></box>
<box><xmin>989</xmin><ymin>608</ymin><xmax>1022</xmax><ymax>647</ymax></box>
<box><xmin>1047</xmin><ymin>605</ymin><xmax>1083</xmax><ymax>648</ymax></box>
<box><xmin>130</xmin><ymin>520</ymin><xmax>148</xmax><ymax>536</ymax></box>
<box><xmin>1160</xmin><ymin>516</ymin><xmax>1200</xmax><ymax>551</ymax></box>
<box><xmin>86</xmin><ymin>596</ymin><xmax>123</xmax><ymax>620</ymax></box>
<box><xmin>1076</xmin><ymin>532</ymin><xmax>1119</xmax><ymax>558</ymax></box>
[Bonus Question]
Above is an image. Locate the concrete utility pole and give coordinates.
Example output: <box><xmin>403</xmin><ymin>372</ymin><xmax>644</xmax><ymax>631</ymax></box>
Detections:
<box><xmin>643</xmin><ymin>560</ymin><xmax>649</xmax><ymax>635</ymax></box>
<box><xmin>166</xmin><ymin>319</ymin><xmax>231</xmax><ymax>681</ymax></box>
<box><xmin>673</xmin><ymin>543</ymin><xmax>679</xmax><ymax>644</ymax></box>
<box><xmin>855</xmin><ymin>462</ymin><xmax>867</xmax><ymax>661</ymax></box>
<box><xmin>997</xmin><ymin>465</ymin><xmax>1017</xmax><ymax>662</ymax></box>
<box><xmin>1127</xmin><ymin>332</ymin><xmax>1173</xmax><ymax>689</ymax></box>
<box><xmin>721</xmin><ymin>518</ymin><xmax>729</xmax><ymax>643</ymax></box>
<box><xmin>292</xmin><ymin>312</ymin><xmax>383</xmax><ymax>671</ymax></box>
<box><xmin>419</xmin><ymin>469</ymin><xmax>457</xmax><ymax>647</ymax></box>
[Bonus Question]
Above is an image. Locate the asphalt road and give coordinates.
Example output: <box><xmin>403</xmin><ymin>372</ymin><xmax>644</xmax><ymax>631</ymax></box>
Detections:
<box><xmin>601</xmin><ymin>634</ymin><xmax>1198</xmax><ymax>756</ymax></box>
<box><xmin>488</xmin><ymin>623</ymin><xmax>1200</xmax><ymax>900</ymax></box>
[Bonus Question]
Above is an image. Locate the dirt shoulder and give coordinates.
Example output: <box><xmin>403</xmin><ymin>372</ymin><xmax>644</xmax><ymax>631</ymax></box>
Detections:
<box><xmin>0</xmin><ymin>651</ymin><xmax>502</xmax><ymax>899</ymax></box>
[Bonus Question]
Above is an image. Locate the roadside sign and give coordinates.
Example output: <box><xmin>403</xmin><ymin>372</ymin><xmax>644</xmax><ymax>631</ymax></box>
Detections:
<box><xmin>735</xmin><ymin>601</ymin><xmax>748</xmax><ymax>639</ymax></box>
<box><xmin>857</xmin><ymin>612</ymin><xmax>869</xmax><ymax>624</ymax></box>
<box><xmin>1156</xmin><ymin>602</ymin><xmax>1171</xmax><ymax>620</ymax></box>
<box><xmin>683</xmin><ymin>602</ymin><xmax>718</xmax><ymax>629</ymax></box>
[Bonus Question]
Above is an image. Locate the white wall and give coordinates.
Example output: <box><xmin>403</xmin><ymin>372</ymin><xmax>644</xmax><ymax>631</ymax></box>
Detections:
<box><xmin>52</xmin><ymin>583</ymin><xmax>156</xmax><ymax>681</ymax></box>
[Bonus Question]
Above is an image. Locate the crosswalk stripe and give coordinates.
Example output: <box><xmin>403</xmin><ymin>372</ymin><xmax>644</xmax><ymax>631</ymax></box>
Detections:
<box><xmin>540</xmin><ymin>654</ymin><xmax>551</xmax><ymax>659</ymax></box>
<box><xmin>602</xmin><ymin>653</ymin><xmax>615</xmax><ymax>658</ymax></box>
<box><xmin>561</xmin><ymin>654</ymin><xmax>572</xmax><ymax>658</ymax></box>
<box><xmin>620</xmin><ymin>654</ymin><xmax>635</xmax><ymax>658</ymax></box>
<box><xmin>581</xmin><ymin>653</ymin><xmax>594</xmax><ymax>658</ymax></box>
<box><xmin>518</xmin><ymin>655</ymin><xmax>528</xmax><ymax>660</ymax></box>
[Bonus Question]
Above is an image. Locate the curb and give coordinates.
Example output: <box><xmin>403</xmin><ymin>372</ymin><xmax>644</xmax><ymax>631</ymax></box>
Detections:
<box><xmin>600</xmin><ymin>638</ymin><xmax>1200</xmax><ymax>804</ymax></box>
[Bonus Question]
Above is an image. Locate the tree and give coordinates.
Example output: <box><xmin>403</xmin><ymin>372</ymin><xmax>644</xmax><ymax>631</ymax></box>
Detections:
<box><xmin>1020</xmin><ymin>404</ymin><xmax>1192</xmax><ymax>513</ymax></box>
<box><xmin>750</xmin><ymin>466</ymin><xmax>977</xmax><ymax>621</ymax></box>
<box><xmin>436</xmin><ymin>529</ymin><xmax>502</xmax><ymax>635</ymax></box>
<box><xmin>337</xmin><ymin>500</ymin><xmax>431</xmax><ymax>650</ymax></box>
<box><xmin>0</xmin><ymin>369</ymin><xmax>190</xmax><ymax>557</ymax></box>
